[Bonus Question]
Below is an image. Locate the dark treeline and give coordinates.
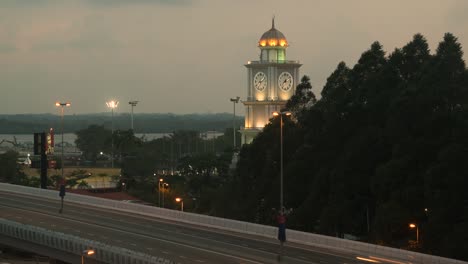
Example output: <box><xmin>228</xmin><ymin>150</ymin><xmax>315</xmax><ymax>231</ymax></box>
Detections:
<box><xmin>0</xmin><ymin>113</ymin><xmax>243</xmax><ymax>134</ymax></box>
<box><xmin>217</xmin><ymin>33</ymin><xmax>468</xmax><ymax>260</ymax></box>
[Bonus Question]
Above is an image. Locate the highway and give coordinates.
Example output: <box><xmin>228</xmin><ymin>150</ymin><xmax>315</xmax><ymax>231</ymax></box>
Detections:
<box><xmin>0</xmin><ymin>191</ymin><xmax>390</xmax><ymax>264</ymax></box>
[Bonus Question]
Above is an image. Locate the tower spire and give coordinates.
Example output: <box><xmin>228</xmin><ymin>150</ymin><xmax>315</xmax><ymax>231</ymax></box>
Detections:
<box><xmin>272</xmin><ymin>15</ymin><xmax>275</xmax><ymax>28</ymax></box>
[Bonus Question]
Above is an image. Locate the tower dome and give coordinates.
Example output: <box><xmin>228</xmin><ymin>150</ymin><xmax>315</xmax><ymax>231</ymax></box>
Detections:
<box><xmin>258</xmin><ymin>18</ymin><xmax>288</xmax><ymax>48</ymax></box>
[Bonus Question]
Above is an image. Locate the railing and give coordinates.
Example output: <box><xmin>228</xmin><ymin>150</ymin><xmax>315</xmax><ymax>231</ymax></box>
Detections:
<box><xmin>0</xmin><ymin>218</ymin><xmax>175</xmax><ymax>264</ymax></box>
<box><xmin>246</xmin><ymin>60</ymin><xmax>300</xmax><ymax>64</ymax></box>
<box><xmin>1</xmin><ymin>183</ymin><xmax>467</xmax><ymax>264</ymax></box>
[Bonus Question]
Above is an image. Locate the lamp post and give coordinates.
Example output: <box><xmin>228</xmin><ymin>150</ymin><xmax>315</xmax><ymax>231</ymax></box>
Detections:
<box><xmin>55</xmin><ymin>102</ymin><xmax>70</xmax><ymax>214</ymax></box>
<box><xmin>272</xmin><ymin>111</ymin><xmax>291</xmax><ymax>215</ymax></box>
<box><xmin>162</xmin><ymin>183</ymin><xmax>169</xmax><ymax>208</ymax></box>
<box><xmin>128</xmin><ymin>100</ymin><xmax>139</xmax><ymax>131</ymax></box>
<box><xmin>81</xmin><ymin>249</ymin><xmax>95</xmax><ymax>264</ymax></box>
<box><xmin>230</xmin><ymin>97</ymin><xmax>240</xmax><ymax>149</ymax></box>
<box><xmin>175</xmin><ymin>197</ymin><xmax>184</xmax><ymax>211</ymax></box>
<box><xmin>272</xmin><ymin>111</ymin><xmax>291</xmax><ymax>259</ymax></box>
<box><xmin>409</xmin><ymin>223</ymin><xmax>419</xmax><ymax>244</ymax></box>
<box><xmin>106</xmin><ymin>100</ymin><xmax>119</xmax><ymax>168</ymax></box>
<box><xmin>55</xmin><ymin>102</ymin><xmax>71</xmax><ymax>181</ymax></box>
<box><xmin>158</xmin><ymin>178</ymin><xmax>163</xmax><ymax>207</ymax></box>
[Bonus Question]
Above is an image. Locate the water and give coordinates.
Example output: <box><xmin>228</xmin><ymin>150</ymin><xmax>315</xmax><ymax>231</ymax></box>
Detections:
<box><xmin>0</xmin><ymin>132</ymin><xmax>223</xmax><ymax>146</ymax></box>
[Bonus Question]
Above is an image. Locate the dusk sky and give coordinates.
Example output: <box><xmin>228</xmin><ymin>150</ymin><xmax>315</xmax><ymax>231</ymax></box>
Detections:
<box><xmin>1</xmin><ymin>0</ymin><xmax>467</xmax><ymax>116</ymax></box>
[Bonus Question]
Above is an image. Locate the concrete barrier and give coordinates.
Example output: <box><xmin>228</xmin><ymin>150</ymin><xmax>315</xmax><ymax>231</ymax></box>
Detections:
<box><xmin>1</xmin><ymin>183</ymin><xmax>467</xmax><ymax>264</ymax></box>
<box><xmin>0</xmin><ymin>218</ymin><xmax>175</xmax><ymax>264</ymax></box>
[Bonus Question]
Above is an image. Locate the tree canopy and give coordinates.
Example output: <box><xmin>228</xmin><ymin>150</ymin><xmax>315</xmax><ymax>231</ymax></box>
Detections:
<box><xmin>224</xmin><ymin>33</ymin><xmax>468</xmax><ymax>260</ymax></box>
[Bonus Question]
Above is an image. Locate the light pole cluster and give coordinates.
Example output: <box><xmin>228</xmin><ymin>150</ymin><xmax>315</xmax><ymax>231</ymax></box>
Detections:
<box><xmin>106</xmin><ymin>100</ymin><xmax>119</xmax><ymax>168</ymax></box>
<box><xmin>230</xmin><ymin>96</ymin><xmax>240</xmax><ymax>149</ymax></box>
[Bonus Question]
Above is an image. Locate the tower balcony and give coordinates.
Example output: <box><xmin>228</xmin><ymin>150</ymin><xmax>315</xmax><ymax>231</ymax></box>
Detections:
<box><xmin>246</xmin><ymin>60</ymin><xmax>300</xmax><ymax>65</ymax></box>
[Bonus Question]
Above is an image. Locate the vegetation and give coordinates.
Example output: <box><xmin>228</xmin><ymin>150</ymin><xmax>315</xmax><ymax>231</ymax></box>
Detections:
<box><xmin>219</xmin><ymin>33</ymin><xmax>468</xmax><ymax>260</ymax></box>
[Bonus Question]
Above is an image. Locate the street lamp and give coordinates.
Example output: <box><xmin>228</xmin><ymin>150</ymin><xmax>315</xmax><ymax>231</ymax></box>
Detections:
<box><xmin>128</xmin><ymin>100</ymin><xmax>139</xmax><ymax>131</ymax></box>
<box><xmin>272</xmin><ymin>111</ymin><xmax>291</xmax><ymax>216</ymax></box>
<box><xmin>409</xmin><ymin>223</ymin><xmax>419</xmax><ymax>244</ymax></box>
<box><xmin>55</xmin><ymin>102</ymin><xmax>71</xmax><ymax>181</ymax></box>
<box><xmin>81</xmin><ymin>249</ymin><xmax>95</xmax><ymax>264</ymax></box>
<box><xmin>230</xmin><ymin>96</ymin><xmax>240</xmax><ymax>149</ymax></box>
<box><xmin>158</xmin><ymin>178</ymin><xmax>163</xmax><ymax>207</ymax></box>
<box><xmin>55</xmin><ymin>102</ymin><xmax>70</xmax><ymax>214</ymax></box>
<box><xmin>175</xmin><ymin>197</ymin><xmax>184</xmax><ymax>211</ymax></box>
<box><xmin>106</xmin><ymin>100</ymin><xmax>119</xmax><ymax>168</ymax></box>
<box><xmin>162</xmin><ymin>183</ymin><xmax>169</xmax><ymax>208</ymax></box>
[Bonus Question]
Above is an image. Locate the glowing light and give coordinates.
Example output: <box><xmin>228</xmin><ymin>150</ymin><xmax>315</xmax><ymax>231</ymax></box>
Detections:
<box><xmin>106</xmin><ymin>100</ymin><xmax>119</xmax><ymax>109</ymax></box>
<box><xmin>273</xmin><ymin>111</ymin><xmax>291</xmax><ymax>117</ymax></box>
<box><xmin>55</xmin><ymin>102</ymin><xmax>71</xmax><ymax>107</ymax></box>
<box><xmin>268</xmin><ymin>40</ymin><xmax>277</xmax><ymax>46</ymax></box>
<box><xmin>259</xmin><ymin>40</ymin><xmax>266</xmax><ymax>47</ymax></box>
<box><xmin>356</xmin><ymin>257</ymin><xmax>381</xmax><ymax>263</ymax></box>
<box><xmin>82</xmin><ymin>249</ymin><xmax>95</xmax><ymax>256</ymax></box>
<box><xmin>280</xmin><ymin>40</ymin><xmax>287</xmax><ymax>46</ymax></box>
<box><xmin>409</xmin><ymin>223</ymin><xmax>416</xmax><ymax>228</ymax></box>
<box><xmin>175</xmin><ymin>197</ymin><xmax>182</xmax><ymax>202</ymax></box>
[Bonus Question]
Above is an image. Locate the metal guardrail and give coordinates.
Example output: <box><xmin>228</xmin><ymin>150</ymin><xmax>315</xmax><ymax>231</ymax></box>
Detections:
<box><xmin>1</xmin><ymin>183</ymin><xmax>467</xmax><ymax>264</ymax></box>
<box><xmin>0</xmin><ymin>218</ymin><xmax>176</xmax><ymax>264</ymax></box>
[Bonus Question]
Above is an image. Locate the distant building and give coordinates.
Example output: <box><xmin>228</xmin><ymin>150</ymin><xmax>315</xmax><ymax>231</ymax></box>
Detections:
<box><xmin>240</xmin><ymin>19</ymin><xmax>301</xmax><ymax>144</ymax></box>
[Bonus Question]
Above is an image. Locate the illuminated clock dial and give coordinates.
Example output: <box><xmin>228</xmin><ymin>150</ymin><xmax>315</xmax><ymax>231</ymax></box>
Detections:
<box><xmin>254</xmin><ymin>72</ymin><xmax>267</xmax><ymax>91</ymax></box>
<box><xmin>278</xmin><ymin>72</ymin><xmax>293</xmax><ymax>92</ymax></box>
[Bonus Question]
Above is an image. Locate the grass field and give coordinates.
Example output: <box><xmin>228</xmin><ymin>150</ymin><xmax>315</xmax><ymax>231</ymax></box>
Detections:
<box><xmin>22</xmin><ymin>167</ymin><xmax>121</xmax><ymax>188</ymax></box>
<box><xmin>22</xmin><ymin>167</ymin><xmax>120</xmax><ymax>178</ymax></box>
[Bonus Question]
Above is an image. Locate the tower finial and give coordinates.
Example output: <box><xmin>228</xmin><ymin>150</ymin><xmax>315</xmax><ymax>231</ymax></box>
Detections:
<box><xmin>272</xmin><ymin>15</ymin><xmax>275</xmax><ymax>28</ymax></box>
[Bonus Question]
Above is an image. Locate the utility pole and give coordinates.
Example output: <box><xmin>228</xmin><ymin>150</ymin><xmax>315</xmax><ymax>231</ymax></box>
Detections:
<box><xmin>128</xmin><ymin>101</ymin><xmax>139</xmax><ymax>131</ymax></box>
<box><xmin>230</xmin><ymin>97</ymin><xmax>240</xmax><ymax>149</ymax></box>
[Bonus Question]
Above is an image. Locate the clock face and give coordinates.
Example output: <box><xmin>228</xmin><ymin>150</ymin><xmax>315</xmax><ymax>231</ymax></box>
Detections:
<box><xmin>254</xmin><ymin>72</ymin><xmax>267</xmax><ymax>91</ymax></box>
<box><xmin>278</xmin><ymin>72</ymin><xmax>293</xmax><ymax>92</ymax></box>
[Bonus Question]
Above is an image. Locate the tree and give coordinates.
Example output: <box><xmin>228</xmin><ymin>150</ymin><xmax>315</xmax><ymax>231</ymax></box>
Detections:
<box><xmin>286</xmin><ymin>75</ymin><xmax>316</xmax><ymax>118</ymax></box>
<box><xmin>75</xmin><ymin>125</ymin><xmax>111</xmax><ymax>163</ymax></box>
<box><xmin>227</xmin><ymin>33</ymin><xmax>468</xmax><ymax>260</ymax></box>
<box><xmin>0</xmin><ymin>150</ymin><xmax>28</xmax><ymax>185</ymax></box>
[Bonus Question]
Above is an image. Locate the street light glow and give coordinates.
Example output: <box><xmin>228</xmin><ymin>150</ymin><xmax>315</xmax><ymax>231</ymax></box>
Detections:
<box><xmin>409</xmin><ymin>223</ymin><xmax>416</xmax><ymax>228</ymax></box>
<box><xmin>55</xmin><ymin>102</ymin><xmax>71</xmax><ymax>107</ymax></box>
<box><xmin>175</xmin><ymin>197</ymin><xmax>184</xmax><ymax>211</ymax></box>
<box><xmin>272</xmin><ymin>111</ymin><xmax>291</xmax><ymax>117</ymax></box>
<box><xmin>84</xmin><ymin>249</ymin><xmax>95</xmax><ymax>256</ymax></box>
<box><xmin>106</xmin><ymin>100</ymin><xmax>119</xmax><ymax>109</ymax></box>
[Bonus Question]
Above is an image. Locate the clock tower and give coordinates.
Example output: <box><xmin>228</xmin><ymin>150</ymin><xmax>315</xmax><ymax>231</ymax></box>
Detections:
<box><xmin>240</xmin><ymin>19</ymin><xmax>301</xmax><ymax>144</ymax></box>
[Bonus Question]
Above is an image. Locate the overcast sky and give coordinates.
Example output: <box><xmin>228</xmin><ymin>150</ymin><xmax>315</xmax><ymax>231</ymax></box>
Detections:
<box><xmin>1</xmin><ymin>0</ymin><xmax>467</xmax><ymax>115</ymax></box>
